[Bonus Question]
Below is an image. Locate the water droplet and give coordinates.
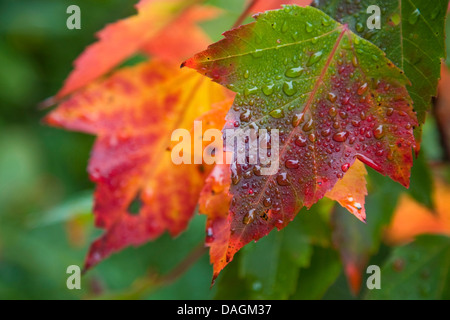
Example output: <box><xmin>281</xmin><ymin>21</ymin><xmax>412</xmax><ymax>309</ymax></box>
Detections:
<box><xmin>277</xmin><ymin>172</ymin><xmax>290</xmax><ymax>186</ymax></box>
<box><xmin>243</xmin><ymin>170</ymin><xmax>253</xmax><ymax>179</ymax></box>
<box><xmin>292</xmin><ymin>113</ymin><xmax>304</xmax><ymax>127</ymax></box>
<box><xmin>357</xmin><ymin>83</ymin><xmax>368</xmax><ymax>95</ymax></box>
<box><xmin>206</xmin><ymin>227</ymin><xmax>214</xmax><ymax>243</ymax></box>
<box><xmin>305</xmin><ymin>22</ymin><xmax>313</xmax><ymax>33</ymax></box>
<box><xmin>295</xmin><ymin>135</ymin><xmax>308</xmax><ymax>147</ymax></box>
<box><xmin>244</xmin><ymin>70</ymin><xmax>250</xmax><ymax>79</ymax></box>
<box><xmin>322</xmin><ymin>18</ymin><xmax>331</xmax><ymax>26</ymax></box>
<box><xmin>285</xmin><ymin>66</ymin><xmax>304</xmax><ymax>78</ymax></box>
<box><xmin>262</xmin><ymin>84</ymin><xmax>275</xmax><ymax>96</ymax></box>
<box><xmin>243</xmin><ymin>209</ymin><xmax>256</xmax><ymax>225</ymax></box>
<box><xmin>390</xmin><ymin>13</ymin><xmax>401</xmax><ymax>26</ymax></box>
<box><xmin>431</xmin><ymin>6</ymin><xmax>441</xmax><ymax>20</ymax></box>
<box><xmin>339</xmin><ymin>111</ymin><xmax>348</xmax><ymax>119</ymax></box>
<box><xmin>373</xmin><ymin>125</ymin><xmax>385</xmax><ymax>139</ymax></box>
<box><xmin>281</xmin><ymin>20</ymin><xmax>289</xmax><ymax>33</ymax></box>
<box><xmin>263</xmin><ymin>197</ymin><xmax>272</xmax><ymax>207</ymax></box>
<box><xmin>307</xmin><ymin>51</ymin><xmax>323</xmax><ymax>66</ymax></box>
<box><xmin>244</xmin><ymin>86</ymin><xmax>258</xmax><ymax>97</ymax></box>
<box><xmin>240</xmin><ymin>109</ymin><xmax>251</xmax><ymax>122</ymax></box>
<box><xmin>269</xmin><ymin>108</ymin><xmax>285</xmax><ymax>119</ymax></box>
<box><xmin>308</xmin><ymin>133</ymin><xmax>316</xmax><ymax>142</ymax></box>
<box><xmin>303</xmin><ymin>119</ymin><xmax>314</xmax><ymax>132</ymax></box>
<box><xmin>321</xmin><ymin>128</ymin><xmax>331</xmax><ymax>137</ymax></box>
<box><xmin>387</xmin><ymin>150</ymin><xmax>394</xmax><ymax>161</ymax></box>
<box><xmin>352</xmin><ymin>56</ymin><xmax>359</xmax><ymax>67</ymax></box>
<box><xmin>341</xmin><ymin>163</ymin><xmax>350</xmax><ymax>172</ymax></box>
<box><xmin>351</xmin><ymin>120</ymin><xmax>361</xmax><ymax>127</ymax></box>
<box><xmin>285</xmin><ymin>159</ymin><xmax>300</xmax><ymax>169</ymax></box>
<box><xmin>231</xmin><ymin>163</ymin><xmax>241</xmax><ymax>185</ymax></box>
<box><xmin>252</xmin><ymin>281</ymin><xmax>262</xmax><ymax>291</ymax></box>
<box><xmin>386</xmin><ymin>108</ymin><xmax>394</xmax><ymax>116</ymax></box>
<box><xmin>328</xmin><ymin>92</ymin><xmax>337</xmax><ymax>103</ymax></box>
<box><xmin>329</xmin><ymin>107</ymin><xmax>337</xmax><ymax>117</ymax></box>
<box><xmin>252</xmin><ymin>49</ymin><xmax>263</xmax><ymax>58</ymax></box>
<box><xmin>356</xmin><ymin>22</ymin><xmax>364</xmax><ymax>33</ymax></box>
<box><xmin>283</xmin><ymin>81</ymin><xmax>297</xmax><ymax>96</ymax></box>
<box><xmin>333</xmin><ymin>131</ymin><xmax>349</xmax><ymax>142</ymax></box>
<box><xmin>409</xmin><ymin>9</ymin><xmax>420</xmax><ymax>25</ymax></box>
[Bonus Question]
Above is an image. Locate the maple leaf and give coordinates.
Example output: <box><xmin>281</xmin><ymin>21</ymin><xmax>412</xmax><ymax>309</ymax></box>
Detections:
<box><xmin>45</xmin><ymin>60</ymin><xmax>231</xmax><ymax>269</ymax></box>
<box><xmin>185</xmin><ymin>5</ymin><xmax>417</xmax><ymax>276</ymax></box>
<box><xmin>56</xmin><ymin>0</ymin><xmax>219</xmax><ymax>98</ymax></box>
<box><xmin>200</xmin><ymin>160</ymin><xmax>368</xmax><ymax>281</ymax></box>
<box><xmin>314</xmin><ymin>0</ymin><xmax>449</xmax><ymax>129</ymax></box>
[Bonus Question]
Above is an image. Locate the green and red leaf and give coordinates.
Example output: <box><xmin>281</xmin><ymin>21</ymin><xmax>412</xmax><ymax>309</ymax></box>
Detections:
<box><xmin>186</xmin><ymin>5</ymin><xmax>417</xmax><ymax>278</ymax></box>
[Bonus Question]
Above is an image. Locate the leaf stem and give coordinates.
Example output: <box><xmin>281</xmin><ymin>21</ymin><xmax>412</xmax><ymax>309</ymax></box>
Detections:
<box><xmin>232</xmin><ymin>0</ymin><xmax>261</xmax><ymax>29</ymax></box>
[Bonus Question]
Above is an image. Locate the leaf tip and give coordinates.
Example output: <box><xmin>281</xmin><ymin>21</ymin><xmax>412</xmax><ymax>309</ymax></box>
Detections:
<box><xmin>38</xmin><ymin>96</ymin><xmax>58</xmax><ymax>110</ymax></box>
<box><xmin>345</xmin><ymin>262</ymin><xmax>363</xmax><ymax>296</ymax></box>
<box><xmin>42</xmin><ymin>112</ymin><xmax>64</xmax><ymax>128</ymax></box>
<box><xmin>210</xmin><ymin>276</ymin><xmax>217</xmax><ymax>289</ymax></box>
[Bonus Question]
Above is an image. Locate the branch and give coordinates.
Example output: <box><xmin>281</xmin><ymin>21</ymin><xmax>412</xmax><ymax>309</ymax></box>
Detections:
<box><xmin>232</xmin><ymin>0</ymin><xmax>261</xmax><ymax>29</ymax></box>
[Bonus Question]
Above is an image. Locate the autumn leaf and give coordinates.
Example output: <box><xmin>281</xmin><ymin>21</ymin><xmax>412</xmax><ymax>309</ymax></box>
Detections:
<box><xmin>325</xmin><ymin>159</ymin><xmax>367</xmax><ymax>223</ymax></box>
<box><xmin>314</xmin><ymin>0</ymin><xmax>449</xmax><ymax>129</ymax></box>
<box><xmin>385</xmin><ymin>179</ymin><xmax>450</xmax><ymax>245</ymax></box>
<box><xmin>185</xmin><ymin>5</ymin><xmax>417</xmax><ymax>278</ymax></box>
<box><xmin>56</xmin><ymin>0</ymin><xmax>220</xmax><ymax>98</ymax></box>
<box><xmin>140</xmin><ymin>5</ymin><xmax>220</xmax><ymax>64</ymax></box>
<box><xmin>45</xmin><ymin>60</ymin><xmax>230</xmax><ymax>269</ymax></box>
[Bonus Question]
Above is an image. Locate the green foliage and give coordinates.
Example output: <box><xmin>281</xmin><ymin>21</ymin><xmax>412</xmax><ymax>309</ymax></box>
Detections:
<box><xmin>366</xmin><ymin>235</ymin><xmax>450</xmax><ymax>300</ymax></box>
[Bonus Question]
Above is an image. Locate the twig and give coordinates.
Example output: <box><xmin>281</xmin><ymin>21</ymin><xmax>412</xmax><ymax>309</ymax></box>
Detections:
<box><xmin>232</xmin><ymin>0</ymin><xmax>261</xmax><ymax>29</ymax></box>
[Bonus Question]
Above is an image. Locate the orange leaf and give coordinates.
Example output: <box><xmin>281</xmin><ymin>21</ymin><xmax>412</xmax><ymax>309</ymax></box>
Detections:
<box><xmin>141</xmin><ymin>6</ymin><xmax>220</xmax><ymax>64</ymax></box>
<box><xmin>385</xmin><ymin>179</ymin><xmax>450</xmax><ymax>245</ymax></box>
<box><xmin>45</xmin><ymin>60</ymin><xmax>231</xmax><ymax>269</ymax></box>
<box><xmin>325</xmin><ymin>160</ymin><xmax>368</xmax><ymax>223</ymax></box>
<box><xmin>56</xmin><ymin>0</ymin><xmax>219</xmax><ymax>98</ymax></box>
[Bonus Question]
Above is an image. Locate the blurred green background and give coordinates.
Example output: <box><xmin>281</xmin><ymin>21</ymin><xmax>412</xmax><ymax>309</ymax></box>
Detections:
<box><xmin>0</xmin><ymin>0</ymin><xmax>449</xmax><ymax>300</ymax></box>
